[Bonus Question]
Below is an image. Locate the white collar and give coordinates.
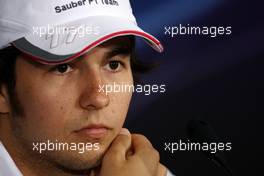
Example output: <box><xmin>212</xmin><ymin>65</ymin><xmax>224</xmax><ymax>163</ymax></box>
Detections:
<box><xmin>0</xmin><ymin>141</ymin><xmax>23</xmax><ymax>176</ymax></box>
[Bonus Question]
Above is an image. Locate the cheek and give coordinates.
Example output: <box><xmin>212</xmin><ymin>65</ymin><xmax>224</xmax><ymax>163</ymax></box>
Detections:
<box><xmin>107</xmin><ymin>71</ymin><xmax>133</xmax><ymax>127</ymax></box>
<box><xmin>110</xmin><ymin>70</ymin><xmax>133</xmax><ymax>126</ymax></box>
<box><xmin>109</xmin><ymin>91</ymin><xmax>132</xmax><ymax>128</ymax></box>
<box><xmin>15</xmin><ymin>79</ymin><xmax>77</xmax><ymax>139</ymax></box>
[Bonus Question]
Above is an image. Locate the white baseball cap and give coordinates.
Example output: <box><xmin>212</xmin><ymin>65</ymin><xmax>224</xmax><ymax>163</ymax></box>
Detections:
<box><xmin>0</xmin><ymin>0</ymin><xmax>163</xmax><ymax>65</ymax></box>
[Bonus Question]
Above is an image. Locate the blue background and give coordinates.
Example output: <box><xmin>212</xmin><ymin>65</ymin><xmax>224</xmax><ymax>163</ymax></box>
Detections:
<box><xmin>125</xmin><ymin>0</ymin><xmax>263</xmax><ymax>175</ymax></box>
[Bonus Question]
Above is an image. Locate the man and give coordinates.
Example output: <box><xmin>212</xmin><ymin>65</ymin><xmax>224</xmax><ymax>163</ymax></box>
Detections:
<box><xmin>0</xmin><ymin>0</ymin><xmax>174</xmax><ymax>175</ymax></box>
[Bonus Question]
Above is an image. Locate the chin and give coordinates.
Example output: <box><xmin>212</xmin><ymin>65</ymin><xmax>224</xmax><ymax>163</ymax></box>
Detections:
<box><xmin>49</xmin><ymin>148</ymin><xmax>105</xmax><ymax>172</ymax></box>
<box><xmin>42</xmin><ymin>132</ymin><xmax>115</xmax><ymax>172</ymax></box>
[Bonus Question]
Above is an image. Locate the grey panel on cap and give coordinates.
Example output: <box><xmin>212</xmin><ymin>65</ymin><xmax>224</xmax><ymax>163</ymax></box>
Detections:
<box><xmin>12</xmin><ymin>38</ymin><xmax>75</xmax><ymax>62</ymax></box>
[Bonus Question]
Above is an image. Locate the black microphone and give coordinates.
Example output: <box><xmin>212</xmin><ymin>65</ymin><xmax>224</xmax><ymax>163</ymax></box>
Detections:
<box><xmin>186</xmin><ymin>119</ymin><xmax>233</xmax><ymax>176</ymax></box>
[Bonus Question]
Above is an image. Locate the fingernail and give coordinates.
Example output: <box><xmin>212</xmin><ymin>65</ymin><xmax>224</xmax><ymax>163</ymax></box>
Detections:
<box><xmin>119</xmin><ymin>128</ymin><xmax>130</xmax><ymax>136</ymax></box>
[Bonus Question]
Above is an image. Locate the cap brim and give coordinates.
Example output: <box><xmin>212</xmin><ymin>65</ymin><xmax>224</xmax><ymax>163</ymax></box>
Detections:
<box><xmin>12</xmin><ymin>16</ymin><xmax>163</xmax><ymax>65</ymax></box>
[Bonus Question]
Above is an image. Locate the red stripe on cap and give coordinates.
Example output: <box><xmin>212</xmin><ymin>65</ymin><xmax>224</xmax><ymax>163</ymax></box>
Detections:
<box><xmin>14</xmin><ymin>30</ymin><xmax>163</xmax><ymax>65</ymax></box>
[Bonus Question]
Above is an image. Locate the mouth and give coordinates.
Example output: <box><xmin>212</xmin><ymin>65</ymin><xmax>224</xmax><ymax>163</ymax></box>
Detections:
<box><xmin>74</xmin><ymin>124</ymin><xmax>111</xmax><ymax>139</ymax></box>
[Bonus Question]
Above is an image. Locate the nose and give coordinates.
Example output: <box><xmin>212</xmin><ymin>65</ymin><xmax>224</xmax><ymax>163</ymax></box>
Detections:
<box><xmin>79</xmin><ymin>70</ymin><xmax>110</xmax><ymax>111</ymax></box>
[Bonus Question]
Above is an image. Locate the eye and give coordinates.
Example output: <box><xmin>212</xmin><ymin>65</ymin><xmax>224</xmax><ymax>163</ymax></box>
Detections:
<box><xmin>105</xmin><ymin>60</ymin><xmax>123</xmax><ymax>72</ymax></box>
<box><xmin>51</xmin><ymin>64</ymin><xmax>73</xmax><ymax>74</ymax></box>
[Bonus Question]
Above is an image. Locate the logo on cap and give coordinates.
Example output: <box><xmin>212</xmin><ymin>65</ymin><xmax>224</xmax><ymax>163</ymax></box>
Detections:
<box><xmin>55</xmin><ymin>0</ymin><xmax>119</xmax><ymax>13</ymax></box>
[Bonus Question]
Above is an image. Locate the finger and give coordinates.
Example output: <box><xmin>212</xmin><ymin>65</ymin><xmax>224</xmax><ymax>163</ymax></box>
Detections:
<box><xmin>103</xmin><ymin>128</ymin><xmax>131</xmax><ymax>163</ymax></box>
<box><xmin>157</xmin><ymin>164</ymin><xmax>167</xmax><ymax>176</ymax></box>
<box><xmin>130</xmin><ymin>134</ymin><xmax>160</xmax><ymax>169</ymax></box>
<box><xmin>131</xmin><ymin>134</ymin><xmax>153</xmax><ymax>153</ymax></box>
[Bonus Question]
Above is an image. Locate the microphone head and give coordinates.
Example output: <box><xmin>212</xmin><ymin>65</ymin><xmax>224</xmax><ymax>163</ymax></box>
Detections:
<box><xmin>186</xmin><ymin>119</ymin><xmax>219</xmax><ymax>144</ymax></box>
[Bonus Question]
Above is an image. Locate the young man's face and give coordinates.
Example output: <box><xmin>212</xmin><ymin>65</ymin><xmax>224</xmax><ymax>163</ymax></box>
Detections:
<box><xmin>5</xmin><ymin>37</ymin><xmax>133</xmax><ymax>172</ymax></box>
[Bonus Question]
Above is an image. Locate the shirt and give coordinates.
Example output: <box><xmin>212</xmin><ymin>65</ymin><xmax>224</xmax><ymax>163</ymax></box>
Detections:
<box><xmin>0</xmin><ymin>142</ymin><xmax>23</xmax><ymax>176</ymax></box>
<box><xmin>0</xmin><ymin>141</ymin><xmax>175</xmax><ymax>176</ymax></box>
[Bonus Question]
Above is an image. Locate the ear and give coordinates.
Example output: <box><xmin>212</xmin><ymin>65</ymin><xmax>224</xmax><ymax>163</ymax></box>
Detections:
<box><xmin>0</xmin><ymin>85</ymin><xmax>10</xmax><ymax>114</ymax></box>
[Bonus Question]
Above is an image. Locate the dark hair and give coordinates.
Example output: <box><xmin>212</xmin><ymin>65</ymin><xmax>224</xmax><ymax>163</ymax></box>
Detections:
<box><xmin>0</xmin><ymin>46</ymin><xmax>24</xmax><ymax>115</ymax></box>
<box><xmin>0</xmin><ymin>46</ymin><xmax>19</xmax><ymax>95</ymax></box>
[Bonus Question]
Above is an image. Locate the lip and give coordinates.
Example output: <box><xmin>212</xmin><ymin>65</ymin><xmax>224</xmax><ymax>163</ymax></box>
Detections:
<box><xmin>74</xmin><ymin>124</ymin><xmax>110</xmax><ymax>139</ymax></box>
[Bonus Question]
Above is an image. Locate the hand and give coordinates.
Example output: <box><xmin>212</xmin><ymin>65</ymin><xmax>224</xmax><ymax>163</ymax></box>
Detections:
<box><xmin>96</xmin><ymin>128</ymin><xmax>167</xmax><ymax>176</ymax></box>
